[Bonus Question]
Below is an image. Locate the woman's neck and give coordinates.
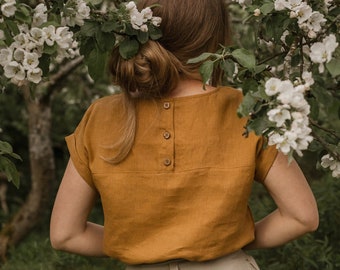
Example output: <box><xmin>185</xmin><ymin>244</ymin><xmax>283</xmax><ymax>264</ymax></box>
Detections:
<box><xmin>167</xmin><ymin>79</ymin><xmax>216</xmax><ymax>98</ymax></box>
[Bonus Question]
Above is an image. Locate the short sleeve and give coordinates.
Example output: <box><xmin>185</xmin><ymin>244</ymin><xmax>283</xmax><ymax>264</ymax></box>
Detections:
<box><xmin>254</xmin><ymin>136</ymin><xmax>278</xmax><ymax>183</ymax></box>
<box><xmin>65</xmin><ymin>105</ymin><xmax>97</xmax><ymax>190</ymax></box>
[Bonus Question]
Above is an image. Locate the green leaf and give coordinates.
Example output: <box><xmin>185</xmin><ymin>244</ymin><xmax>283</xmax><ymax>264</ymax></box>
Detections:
<box><xmin>188</xmin><ymin>53</ymin><xmax>215</xmax><ymax>64</ymax></box>
<box><xmin>80</xmin><ymin>21</ymin><xmax>100</xmax><ymax>37</ymax></box>
<box><xmin>43</xmin><ymin>43</ymin><xmax>58</xmax><ymax>55</ymax></box>
<box><xmin>119</xmin><ymin>38</ymin><xmax>139</xmax><ymax>59</ymax></box>
<box><xmin>5</xmin><ymin>20</ymin><xmax>19</xmax><ymax>36</ymax></box>
<box><xmin>85</xmin><ymin>46</ymin><xmax>108</xmax><ymax>81</ymax></box>
<box><xmin>242</xmin><ymin>79</ymin><xmax>259</xmax><ymax>94</ymax></box>
<box><xmin>15</xmin><ymin>5</ymin><xmax>32</xmax><ymax>24</ymax></box>
<box><xmin>248</xmin><ymin>116</ymin><xmax>275</xmax><ymax>136</ymax></box>
<box><xmin>148</xmin><ymin>25</ymin><xmax>162</xmax><ymax>40</ymax></box>
<box><xmin>260</xmin><ymin>2</ymin><xmax>274</xmax><ymax>15</ymax></box>
<box><xmin>254</xmin><ymin>64</ymin><xmax>267</xmax><ymax>74</ymax></box>
<box><xmin>95</xmin><ymin>31</ymin><xmax>115</xmax><ymax>52</ymax></box>
<box><xmin>199</xmin><ymin>60</ymin><xmax>214</xmax><ymax>85</ymax></box>
<box><xmin>237</xmin><ymin>92</ymin><xmax>257</xmax><ymax>117</ymax></box>
<box><xmin>0</xmin><ymin>156</ymin><xmax>20</xmax><ymax>188</ymax></box>
<box><xmin>101</xmin><ymin>21</ymin><xmax>123</xmax><ymax>33</ymax></box>
<box><xmin>308</xmin><ymin>97</ymin><xmax>319</xmax><ymax>120</ymax></box>
<box><xmin>231</xmin><ymin>48</ymin><xmax>256</xmax><ymax>69</ymax></box>
<box><xmin>137</xmin><ymin>30</ymin><xmax>149</xmax><ymax>44</ymax></box>
<box><xmin>0</xmin><ymin>140</ymin><xmax>13</xmax><ymax>155</ymax></box>
<box><xmin>262</xmin><ymin>13</ymin><xmax>289</xmax><ymax>42</ymax></box>
<box><xmin>39</xmin><ymin>54</ymin><xmax>51</xmax><ymax>76</ymax></box>
<box><xmin>220</xmin><ymin>59</ymin><xmax>235</xmax><ymax>78</ymax></box>
<box><xmin>79</xmin><ymin>37</ymin><xmax>96</xmax><ymax>56</ymax></box>
<box><xmin>326</xmin><ymin>58</ymin><xmax>340</xmax><ymax>77</ymax></box>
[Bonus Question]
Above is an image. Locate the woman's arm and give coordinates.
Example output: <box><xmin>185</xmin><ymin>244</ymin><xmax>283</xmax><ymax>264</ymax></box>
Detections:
<box><xmin>50</xmin><ymin>159</ymin><xmax>106</xmax><ymax>257</ymax></box>
<box><xmin>245</xmin><ymin>152</ymin><xmax>319</xmax><ymax>249</ymax></box>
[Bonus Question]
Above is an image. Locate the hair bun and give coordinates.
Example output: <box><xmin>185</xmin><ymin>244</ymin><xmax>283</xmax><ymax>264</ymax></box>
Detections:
<box><xmin>109</xmin><ymin>41</ymin><xmax>182</xmax><ymax>98</ymax></box>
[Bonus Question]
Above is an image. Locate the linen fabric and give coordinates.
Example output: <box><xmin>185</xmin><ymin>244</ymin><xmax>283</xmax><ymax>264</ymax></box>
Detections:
<box><xmin>65</xmin><ymin>86</ymin><xmax>278</xmax><ymax>264</ymax></box>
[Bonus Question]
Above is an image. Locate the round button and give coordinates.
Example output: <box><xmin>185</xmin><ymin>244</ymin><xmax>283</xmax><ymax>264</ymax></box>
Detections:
<box><xmin>163</xmin><ymin>102</ymin><xmax>170</xmax><ymax>109</ymax></box>
<box><xmin>163</xmin><ymin>158</ymin><xmax>172</xmax><ymax>166</ymax></box>
<box><xmin>163</xmin><ymin>131</ymin><xmax>171</xmax><ymax>139</ymax></box>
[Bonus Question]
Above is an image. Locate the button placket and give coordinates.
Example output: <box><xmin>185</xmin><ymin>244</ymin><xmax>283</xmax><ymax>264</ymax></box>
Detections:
<box><xmin>160</xmin><ymin>101</ymin><xmax>174</xmax><ymax>170</ymax></box>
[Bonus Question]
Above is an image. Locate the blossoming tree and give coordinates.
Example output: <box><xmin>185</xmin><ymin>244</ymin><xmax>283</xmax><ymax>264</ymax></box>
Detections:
<box><xmin>0</xmin><ymin>0</ymin><xmax>339</xmax><ymax>258</ymax></box>
<box><xmin>0</xmin><ymin>0</ymin><xmax>163</xmax><ymax>258</ymax></box>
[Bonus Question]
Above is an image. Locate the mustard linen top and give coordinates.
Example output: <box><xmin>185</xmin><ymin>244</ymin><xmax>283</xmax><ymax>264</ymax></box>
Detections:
<box><xmin>65</xmin><ymin>86</ymin><xmax>278</xmax><ymax>265</ymax></box>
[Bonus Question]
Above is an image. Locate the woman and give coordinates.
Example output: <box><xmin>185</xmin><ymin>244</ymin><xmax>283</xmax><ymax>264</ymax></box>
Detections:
<box><xmin>50</xmin><ymin>0</ymin><xmax>319</xmax><ymax>269</ymax></box>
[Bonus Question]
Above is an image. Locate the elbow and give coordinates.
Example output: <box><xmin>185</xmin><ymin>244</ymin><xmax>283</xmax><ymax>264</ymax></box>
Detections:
<box><xmin>50</xmin><ymin>228</ymin><xmax>74</xmax><ymax>251</ymax></box>
<box><xmin>297</xmin><ymin>207</ymin><xmax>319</xmax><ymax>233</ymax></box>
<box><xmin>306</xmin><ymin>212</ymin><xmax>319</xmax><ymax>232</ymax></box>
<box><xmin>50</xmin><ymin>233</ymin><xmax>67</xmax><ymax>251</ymax></box>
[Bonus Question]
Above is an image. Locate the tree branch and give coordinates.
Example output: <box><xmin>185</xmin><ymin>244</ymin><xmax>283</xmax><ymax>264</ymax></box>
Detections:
<box><xmin>41</xmin><ymin>56</ymin><xmax>85</xmax><ymax>102</ymax></box>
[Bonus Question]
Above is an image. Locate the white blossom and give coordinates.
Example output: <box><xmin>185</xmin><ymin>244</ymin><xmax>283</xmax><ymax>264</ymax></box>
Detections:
<box><xmin>274</xmin><ymin>0</ymin><xmax>289</xmax><ymax>11</ymax></box>
<box><xmin>141</xmin><ymin>7</ymin><xmax>153</xmax><ymax>20</ymax></box>
<box><xmin>27</xmin><ymin>67</ymin><xmax>42</xmax><ymax>83</ymax></box>
<box><xmin>55</xmin><ymin>27</ymin><xmax>73</xmax><ymax>49</ymax></box>
<box><xmin>12</xmin><ymin>33</ymin><xmax>30</xmax><ymax>49</ymax></box>
<box><xmin>265</xmin><ymin>75</ymin><xmax>312</xmax><ymax>156</ymax></box>
<box><xmin>265</xmin><ymin>77</ymin><xmax>282</xmax><ymax>96</ymax></box>
<box><xmin>302</xmin><ymin>71</ymin><xmax>314</xmax><ymax>89</ymax></box>
<box><xmin>4</xmin><ymin>61</ymin><xmax>25</xmax><ymax>81</ymax></box>
<box><xmin>254</xmin><ymin>8</ymin><xmax>261</xmax><ymax>16</ymax></box>
<box><xmin>0</xmin><ymin>48</ymin><xmax>13</xmax><ymax>66</ymax></box>
<box><xmin>130</xmin><ymin>11</ymin><xmax>145</xmax><ymax>30</ymax></box>
<box><xmin>268</xmin><ymin>131</ymin><xmax>297</xmax><ymax>155</ymax></box>
<box><xmin>43</xmin><ymin>25</ymin><xmax>57</xmax><ymax>46</ymax></box>
<box><xmin>151</xmin><ymin>17</ymin><xmax>162</xmax><ymax>27</ymax></box>
<box><xmin>292</xmin><ymin>2</ymin><xmax>312</xmax><ymax>24</ymax></box>
<box><xmin>306</xmin><ymin>12</ymin><xmax>326</xmax><ymax>33</ymax></box>
<box><xmin>32</xmin><ymin>3</ymin><xmax>48</xmax><ymax>27</ymax></box>
<box><xmin>23</xmin><ymin>52</ymin><xmax>39</xmax><ymax>70</ymax></box>
<box><xmin>324</xmin><ymin>0</ymin><xmax>333</xmax><ymax>7</ymax></box>
<box><xmin>13</xmin><ymin>48</ymin><xmax>25</xmax><ymax>62</ymax></box>
<box><xmin>310</xmin><ymin>34</ymin><xmax>338</xmax><ymax>73</ymax></box>
<box><xmin>140</xmin><ymin>24</ymin><xmax>148</xmax><ymax>32</ymax></box>
<box><xmin>321</xmin><ymin>154</ymin><xmax>340</xmax><ymax>178</ymax></box>
<box><xmin>1</xmin><ymin>0</ymin><xmax>17</xmax><ymax>17</ymax></box>
<box><xmin>126</xmin><ymin>1</ymin><xmax>161</xmax><ymax>31</ymax></box>
<box><xmin>74</xmin><ymin>1</ymin><xmax>90</xmax><ymax>26</ymax></box>
<box><xmin>62</xmin><ymin>0</ymin><xmax>90</xmax><ymax>27</ymax></box>
<box><xmin>267</xmin><ymin>106</ymin><xmax>291</xmax><ymax>127</ymax></box>
<box><xmin>125</xmin><ymin>1</ymin><xmax>136</xmax><ymax>11</ymax></box>
<box><xmin>30</xmin><ymin>27</ymin><xmax>46</xmax><ymax>47</ymax></box>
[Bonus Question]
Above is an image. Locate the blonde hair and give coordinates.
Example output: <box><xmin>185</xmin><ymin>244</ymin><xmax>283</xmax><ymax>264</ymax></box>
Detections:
<box><xmin>107</xmin><ymin>0</ymin><xmax>231</xmax><ymax>163</ymax></box>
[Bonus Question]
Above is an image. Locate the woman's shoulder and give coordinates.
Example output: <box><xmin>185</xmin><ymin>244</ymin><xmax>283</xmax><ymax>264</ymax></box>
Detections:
<box><xmin>217</xmin><ymin>86</ymin><xmax>243</xmax><ymax>101</ymax></box>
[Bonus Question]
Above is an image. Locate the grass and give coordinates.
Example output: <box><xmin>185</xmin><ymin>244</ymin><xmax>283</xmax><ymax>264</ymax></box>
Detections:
<box><xmin>1</xmin><ymin>232</ymin><xmax>124</xmax><ymax>270</ymax></box>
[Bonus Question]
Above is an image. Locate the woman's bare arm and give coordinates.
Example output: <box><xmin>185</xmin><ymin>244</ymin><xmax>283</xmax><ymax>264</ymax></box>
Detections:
<box><xmin>245</xmin><ymin>152</ymin><xmax>319</xmax><ymax>249</ymax></box>
<box><xmin>50</xmin><ymin>159</ymin><xmax>106</xmax><ymax>256</ymax></box>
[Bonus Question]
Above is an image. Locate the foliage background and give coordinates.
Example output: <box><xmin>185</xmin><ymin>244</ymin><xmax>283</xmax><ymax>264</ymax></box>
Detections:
<box><xmin>0</xmin><ymin>0</ymin><xmax>339</xmax><ymax>269</ymax></box>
